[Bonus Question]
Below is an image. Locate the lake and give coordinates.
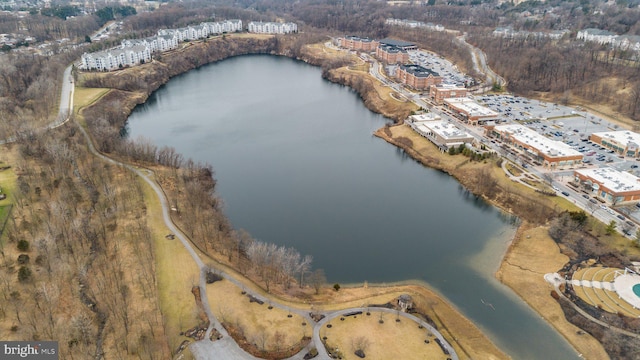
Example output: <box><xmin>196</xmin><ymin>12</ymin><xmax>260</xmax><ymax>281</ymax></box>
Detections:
<box><xmin>127</xmin><ymin>54</ymin><xmax>580</xmax><ymax>359</ymax></box>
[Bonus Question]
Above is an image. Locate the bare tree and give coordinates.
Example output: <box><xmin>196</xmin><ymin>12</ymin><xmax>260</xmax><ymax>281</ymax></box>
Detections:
<box><xmin>297</xmin><ymin>255</ymin><xmax>313</xmax><ymax>288</ymax></box>
<box><xmin>309</xmin><ymin>269</ymin><xmax>326</xmax><ymax>295</ymax></box>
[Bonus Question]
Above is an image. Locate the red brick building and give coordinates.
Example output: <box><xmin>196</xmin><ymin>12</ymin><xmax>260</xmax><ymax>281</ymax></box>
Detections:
<box><xmin>375</xmin><ymin>44</ymin><xmax>409</xmax><ymax>64</ymax></box>
<box><xmin>396</xmin><ymin>64</ymin><xmax>442</xmax><ymax>90</ymax></box>
<box><xmin>429</xmin><ymin>84</ymin><xmax>468</xmax><ymax>104</ymax></box>
<box><xmin>336</xmin><ymin>36</ymin><xmax>379</xmax><ymax>51</ymax></box>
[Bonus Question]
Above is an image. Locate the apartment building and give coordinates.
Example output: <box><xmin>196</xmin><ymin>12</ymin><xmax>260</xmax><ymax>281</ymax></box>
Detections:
<box><xmin>396</xmin><ymin>64</ymin><xmax>442</xmax><ymax>90</ymax></box>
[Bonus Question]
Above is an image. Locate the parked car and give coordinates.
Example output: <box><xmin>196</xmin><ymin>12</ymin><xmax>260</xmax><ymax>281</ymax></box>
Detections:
<box><xmin>562</xmin><ymin>191</ymin><xmax>570</xmax><ymax>196</ymax></box>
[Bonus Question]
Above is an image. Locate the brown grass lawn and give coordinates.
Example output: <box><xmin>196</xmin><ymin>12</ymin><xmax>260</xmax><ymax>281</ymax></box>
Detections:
<box><xmin>306</xmin><ymin>284</ymin><xmax>507</xmax><ymax>360</ymax></box>
<box><xmin>505</xmin><ymin>163</ymin><xmax>523</xmax><ymax>177</ymax></box>
<box><xmin>73</xmin><ymin>87</ymin><xmax>110</xmax><ymax>115</ymax></box>
<box><xmin>304</xmin><ymin>43</ymin><xmax>351</xmax><ymax>60</ymax></box>
<box><xmin>207</xmin><ymin>279</ymin><xmax>308</xmax><ymax>351</ymax></box>
<box><xmin>497</xmin><ymin>225</ymin><xmax>610</xmax><ymax>359</ymax></box>
<box><xmin>320</xmin><ymin>311</ymin><xmax>449</xmax><ymax>360</ymax></box>
<box><xmin>140</xmin><ymin>177</ymin><xmax>202</xmax><ymax>352</ymax></box>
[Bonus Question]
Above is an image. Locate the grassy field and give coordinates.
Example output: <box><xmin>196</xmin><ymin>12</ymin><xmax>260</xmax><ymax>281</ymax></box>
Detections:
<box><xmin>304</xmin><ymin>43</ymin><xmax>349</xmax><ymax>59</ymax></box>
<box><xmin>140</xmin><ymin>176</ymin><xmax>201</xmax><ymax>355</ymax></box>
<box><xmin>73</xmin><ymin>87</ymin><xmax>110</xmax><ymax>114</ymax></box>
<box><xmin>320</xmin><ymin>311</ymin><xmax>450</xmax><ymax>360</ymax></box>
<box><xmin>73</xmin><ymin>82</ymin><xmax>200</xmax><ymax>357</ymax></box>
<box><xmin>207</xmin><ymin>279</ymin><xmax>308</xmax><ymax>352</ymax></box>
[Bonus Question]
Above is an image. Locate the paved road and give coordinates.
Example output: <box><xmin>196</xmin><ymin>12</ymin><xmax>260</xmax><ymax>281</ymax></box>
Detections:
<box><xmin>0</xmin><ymin>64</ymin><xmax>73</xmax><ymax>145</ymax></box>
<box><xmin>455</xmin><ymin>34</ymin><xmax>506</xmax><ymax>88</ymax></box>
<box><xmin>52</xmin><ymin>65</ymin><xmax>74</xmax><ymax>129</ymax></box>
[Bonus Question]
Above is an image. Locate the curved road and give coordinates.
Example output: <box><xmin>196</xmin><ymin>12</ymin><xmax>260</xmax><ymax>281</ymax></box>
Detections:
<box><xmin>455</xmin><ymin>34</ymin><xmax>506</xmax><ymax>89</ymax></box>
<box><xmin>0</xmin><ymin>64</ymin><xmax>74</xmax><ymax>145</ymax></box>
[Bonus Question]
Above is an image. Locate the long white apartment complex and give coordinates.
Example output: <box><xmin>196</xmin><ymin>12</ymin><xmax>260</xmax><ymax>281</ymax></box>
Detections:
<box><xmin>80</xmin><ymin>20</ymin><xmax>243</xmax><ymax>71</ymax></box>
<box><xmin>247</xmin><ymin>21</ymin><xmax>298</xmax><ymax>34</ymax></box>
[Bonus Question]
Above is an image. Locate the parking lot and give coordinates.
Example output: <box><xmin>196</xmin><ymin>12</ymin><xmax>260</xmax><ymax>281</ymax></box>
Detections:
<box><xmin>408</xmin><ymin>50</ymin><xmax>473</xmax><ymax>86</ymax></box>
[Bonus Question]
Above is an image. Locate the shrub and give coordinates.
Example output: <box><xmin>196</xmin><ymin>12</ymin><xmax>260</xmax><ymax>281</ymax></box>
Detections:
<box><xmin>17</xmin><ymin>239</ymin><xmax>29</xmax><ymax>252</ymax></box>
<box><xmin>333</xmin><ymin>283</ymin><xmax>341</xmax><ymax>291</ymax></box>
<box><xmin>18</xmin><ymin>266</ymin><xmax>32</xmax><ymax>282</ymax></box>
<box><xmin>17</xmin><ymin>254</ymin><xmax>29</xmax><ymax>264</ymax></box>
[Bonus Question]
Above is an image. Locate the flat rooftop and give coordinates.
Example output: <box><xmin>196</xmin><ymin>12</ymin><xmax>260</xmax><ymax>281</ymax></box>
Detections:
<box><xmin>409</xmin><ymin>113</ymin><xmax>441</xmax><ymax>122</ymax></box>
<box><xmin>400</xmin><ymin>64</ymin><xmax>439</xmax><ymax>78</ymax></box>
<box><xmin>434</xmin><ymin>83</ymin><xmax>467</xmax><ymax>91</ymax></box>
<box><xmin>575</xmin><ymin>167</ymin><xmax>640</xmax><ymax>193</ymax></box>
<box><xmin>415</xmin><ymin>120</ymin><xmax>472</xmax><ymax>141</ymax></box>
<box><xmin>344</xmin><ymin>35</ymin><xmax>375</xmax><ymax>42</ymax></box>
<box><xmin>378</xmin><ymin>44</ymin><xmax>407</xmax><ymax>53</ymax></box>
<box><xmin>495</xmin><ymin>124</ymin><xmax>582</xmax><ymax>158</ymax></box>
<box><xmin>379</xmin><ymin>38</ymin><xmax>416</xmax><ymax>47</ymax></box>
<box><xmin>445</xmin><ymin>97</ymin><xmax>498</xmax><ymax>118</ymax></box>
<box><xmin>592</xmin><ymin>130</ymin><xmax>640</xmax><ymax>147</ymax></box>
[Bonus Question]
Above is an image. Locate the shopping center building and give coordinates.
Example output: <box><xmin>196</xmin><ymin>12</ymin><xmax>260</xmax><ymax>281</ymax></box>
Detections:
<box><xmin>574</xmin><ymin>167</ymin><xmax>640</xmax><ymax>204</ymax></box>
<box><xmin>489</xmin><ymin>124</ymin><xmax>583</xmax><ymax>169</ymax></box>
<box><xmin>589</xmin><ymin>131</ymin><xmax>640</xmax><ymax>158</ymax></box>
<box><xmin>443</xmin><ymin>97</ymin><xmax>499</xmax><ymax>125</ymax></box>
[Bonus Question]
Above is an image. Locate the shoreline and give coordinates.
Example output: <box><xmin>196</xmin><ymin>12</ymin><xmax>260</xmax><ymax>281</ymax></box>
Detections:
<box><xmin>373</xmin><ymin>125</ymin><xmax>607</xmax><ymax>358</ymax></box>
<box><xmin>79</xmin><ymin>35</ymin><xmax>601</xmax><ymax>358</ymax></box>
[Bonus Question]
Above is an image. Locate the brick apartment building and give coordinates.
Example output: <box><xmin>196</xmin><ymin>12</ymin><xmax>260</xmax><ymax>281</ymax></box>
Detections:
<box><xmin>337</xmin><ymin>36</ymin><xmax>380</xmax><ymax>51</ymax></box>
<box><xmin>396</xmin><ymin>64</ymin><xmax>442</xmax><ymax>90</ymax></box>
<box><xmin>375</xmin><ymin>44</ymin><xmax>409</xmax><ymax>64</ymax></box>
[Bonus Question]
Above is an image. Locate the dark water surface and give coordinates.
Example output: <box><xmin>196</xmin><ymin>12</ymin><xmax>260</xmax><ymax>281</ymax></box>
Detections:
<box><xmin>127</xmin><ymin>55</ymin><xmax>580</xmax><ymax>359</ymax></box>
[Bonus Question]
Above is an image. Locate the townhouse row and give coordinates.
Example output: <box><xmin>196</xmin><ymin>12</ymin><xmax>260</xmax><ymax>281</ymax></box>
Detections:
<box><xmin>577</xmin><ymin>28</ymin><xmax>640</xmax><ymax>51</ymax></box>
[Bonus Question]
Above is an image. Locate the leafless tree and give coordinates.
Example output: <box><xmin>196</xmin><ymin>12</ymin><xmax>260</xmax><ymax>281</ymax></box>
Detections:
<box><xmin>309</xmin><ymin>269</ymin><xmax>326</xmax><ymax>295</ymax></box>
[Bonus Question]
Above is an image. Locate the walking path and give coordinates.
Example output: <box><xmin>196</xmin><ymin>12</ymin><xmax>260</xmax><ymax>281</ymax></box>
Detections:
<box><xmin>68</xmin><ymin>78</ymin><xmax>459</xmax><ymax>360</ymax></box>
<box><xmin>2</xmin><ymin>55</ymin><xmax>461</xmax><ymax>360</ymax></box>
<box><xmin>545</xmin><ymin>273</ymin><xmax>640</xmax><ymax>339</ymax></box>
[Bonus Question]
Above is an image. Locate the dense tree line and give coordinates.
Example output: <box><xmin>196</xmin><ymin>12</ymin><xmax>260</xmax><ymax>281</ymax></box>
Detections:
<box><xmin>0</xmin><ymin>50</ymin><xmax>82</xmax><ymax>140</ymax></box>
<box><xmin>468</xmin><ymin>33</ymin><xmax>640</xmax><ymax>120</ymax></box>
<box><xmin>0</xmin><ymin>124</ymin><xmax>168</xmax><ymax>358</ymax></box>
